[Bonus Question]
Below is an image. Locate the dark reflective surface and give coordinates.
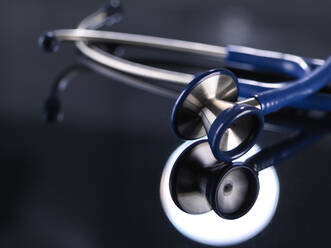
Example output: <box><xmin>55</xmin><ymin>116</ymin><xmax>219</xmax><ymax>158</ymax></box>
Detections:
<box><xmin>161</xmin><ymin>140</ymin><xmax>279</xmax><ymax>246</ymax></box>
<box><xmin>1</xmin><ymin>0</ymin><xmax>331</xmax><ymax>247</ymax></box>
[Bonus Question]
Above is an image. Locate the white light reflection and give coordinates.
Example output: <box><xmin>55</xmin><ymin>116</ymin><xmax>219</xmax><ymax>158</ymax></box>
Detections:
<box><xmin>160</xmin><ymin>140</ymin><xmax>280</xmax><ymax>246</ymax></box>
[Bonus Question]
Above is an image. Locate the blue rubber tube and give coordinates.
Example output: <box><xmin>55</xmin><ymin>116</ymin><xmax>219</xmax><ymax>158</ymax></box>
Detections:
<box><xmin>255</xmin><ymin>57</ymin><xmax>331</xmax><ymax>114</ymax></box>
<box><xmin>226</xmin><ymin>45</ymin><xmax>309</xmax><ymax>78</ymax></box>
<box><xmin>238</xmin><ymin>80</ymin><xmax>331</xmax><ymax>111</ymax></box>
<box><xmin>227</xmin><ymin>45</ymin><xmax>331</xmax><ymax>111</ymax></box>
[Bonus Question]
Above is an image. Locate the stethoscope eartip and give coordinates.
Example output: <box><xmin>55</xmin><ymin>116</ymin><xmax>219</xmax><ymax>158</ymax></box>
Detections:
<box><xmin>38</xmin><ymin>32</ymin><xmax>59</xmax><ymax>53</ymax></box>
<box><xmin>100</xmin><ymin>0</ymin><xmax>123</xmax><ymax>26</ymax></box>
<box><xmin>43</xmin><ymin>97</ymin><xmax>63</xmax><ymax>123</ymax></box>
<box><xmin>108</xmin><ymin>0</ymin><xmax>121</xmax><ymax>9</ymax></box>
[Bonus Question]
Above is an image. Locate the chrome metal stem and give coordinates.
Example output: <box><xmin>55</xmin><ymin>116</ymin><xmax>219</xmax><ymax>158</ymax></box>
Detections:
<box><xmin>199</xmin><ymin>99</ymin><xmax>235</xmax><ymax>132</ymax></box>
<box><xmin>52</xmin><ymin>28</ymin><xmax>228</xmax><ymax>84</ymax></box>
<box><xmin>54</xmin><ymin>29</ymin><xmax>228</xmax><ymax>58</ymax></box>
<box><xmin>239</xmin><ymin>98</ymin><xmax>262</xmax><ymax>110</ymax></box>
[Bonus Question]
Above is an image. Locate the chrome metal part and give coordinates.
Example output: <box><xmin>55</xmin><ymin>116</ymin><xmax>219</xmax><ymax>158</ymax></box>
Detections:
<box><xmin>239</xmin><ymin>98</ymin><xmax>262</xmax><ymax>110</ymax></box>
<box><xmin>173</xmin><ymin>72</ymin><xmax>238</xmax><ymax>139</ymax></box>
<box><xmin>54</xmin><ymin>29</ymin><xmax>227</xmax><ymax>58</ymax></box>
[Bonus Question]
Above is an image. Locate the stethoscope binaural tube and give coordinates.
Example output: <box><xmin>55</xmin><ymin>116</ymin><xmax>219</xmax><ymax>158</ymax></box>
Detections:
<box><xmin>40</xmin><ymin>29</ymin><xmax>331</xmax><ymax>112</ymax></box>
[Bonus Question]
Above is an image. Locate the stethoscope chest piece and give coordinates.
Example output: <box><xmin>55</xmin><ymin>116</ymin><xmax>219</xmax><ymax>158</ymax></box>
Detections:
<box><xmin>170</xmin><ymin>139</ymin><xmax>259</xmax><ymax>219</ymax></box>
<box><xmin>171</xmin><ymin>69</ymin><xmax>264</xmax><ymax>162</ymax></box>
<box><xmin>171</xmin><ymin>69</ymin><xmax>238</xmax><ymax>140</ymax></box>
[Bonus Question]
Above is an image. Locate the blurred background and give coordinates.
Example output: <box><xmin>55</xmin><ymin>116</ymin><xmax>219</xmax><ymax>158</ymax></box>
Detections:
<box><xmin>0</xmin><ymin>0</ymin><xmax>330</xmax><ymax>247</ymax></box>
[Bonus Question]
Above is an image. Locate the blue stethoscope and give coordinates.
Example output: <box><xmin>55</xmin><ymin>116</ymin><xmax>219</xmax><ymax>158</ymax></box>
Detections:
<box><xmin>39</xmin><ymin>1</ymin><xmax>331</xmax><ymax>162</ymax></box>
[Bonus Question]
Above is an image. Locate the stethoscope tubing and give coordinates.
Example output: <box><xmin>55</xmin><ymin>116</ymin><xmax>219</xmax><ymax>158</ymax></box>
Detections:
<box><xmin>255</xmin><ymin>58</ymin><xmax>331</xmax><ymax>114</ymax></box>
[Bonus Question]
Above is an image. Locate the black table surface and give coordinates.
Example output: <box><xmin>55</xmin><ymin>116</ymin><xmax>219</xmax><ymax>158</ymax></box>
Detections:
<box><xmin>0</xmin><ymin>0</ymin><xmax>330</xmax><ymax>247</ymax></box>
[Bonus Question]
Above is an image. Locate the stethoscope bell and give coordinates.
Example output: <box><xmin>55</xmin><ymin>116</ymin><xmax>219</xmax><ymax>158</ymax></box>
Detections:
<box><xmin>171</xmin><ymin>69</ymin><xmax>263</xmax><ymax>162</ymax></box>
<box><xmin>170</xmin><ymin>139</ymin><xmax>259</xmax><ymax>220</ymax></box>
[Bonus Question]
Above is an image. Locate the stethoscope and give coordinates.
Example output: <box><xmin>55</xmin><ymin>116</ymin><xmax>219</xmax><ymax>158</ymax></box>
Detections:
<box><xmin>39</xmin><ymin>2</ymin><xmax>331</xmax><ymax>163</ymax></box>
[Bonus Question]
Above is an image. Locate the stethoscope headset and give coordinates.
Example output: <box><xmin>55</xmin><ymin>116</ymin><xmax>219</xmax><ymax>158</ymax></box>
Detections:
<box><xmin>39</xmin><ymin>1</ymin><xmax>331</xmax><ymax>219</ymax></box>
